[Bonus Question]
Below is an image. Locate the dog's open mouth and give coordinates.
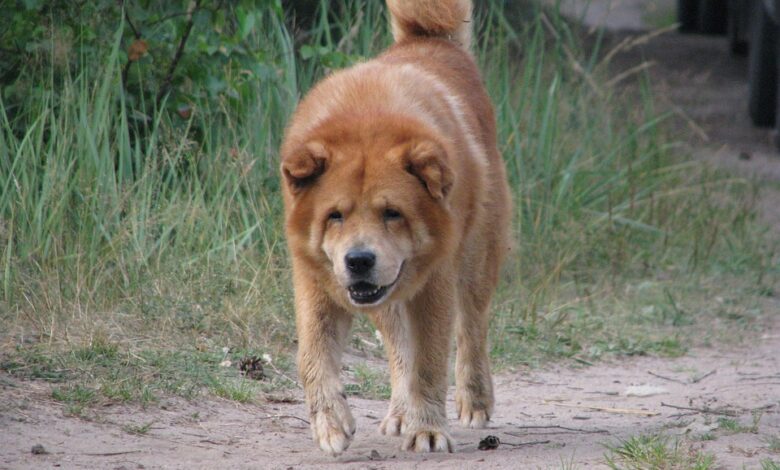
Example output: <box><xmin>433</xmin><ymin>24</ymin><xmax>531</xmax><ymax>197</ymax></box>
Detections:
<box><xmin>347</xmin><ymin>264</ymin><xmax>403</xmax><ymax>306</ymax></box>
<box><xmin>348</xmin><ymin>282</ymin><xmax>391</xmax><ymax>305</ymax></box>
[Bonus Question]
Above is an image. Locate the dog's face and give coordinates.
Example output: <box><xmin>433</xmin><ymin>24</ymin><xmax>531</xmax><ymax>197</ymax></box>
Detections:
<box><xmin>282</xmin><ymin>121</ymin><xmax>455</xmax><ymax>308</ymax></box>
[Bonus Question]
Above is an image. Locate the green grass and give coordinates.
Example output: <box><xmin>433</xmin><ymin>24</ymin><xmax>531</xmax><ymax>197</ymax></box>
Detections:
<box><xmin>763</xmin><ymin>459</ymin><xmax>780</xmax><ymax>470</ymax></box>
<box><xmin>344</xmin><ymin>364</ymin><xmax>392</xmax><ymax>400</ymax></box>
<box><xmin>696</xmin><ymin>433</ymin><xmax>716</xmax><ymax>442</ymax></box>
<box><xmin>51</xmin><ymin>384</ymin><xmax>97</xmax><ymax>416</ymax></box>
<box><xmin>716</xmin><ymin>412</ymin><xmax>762</xmax><ymax>435</ymax></box>
<box><xmin>0</xmin><ymin>0</ymin><xmax>777</xmax><ymax>409</ymax></box>
<box><xmin>604</xmin><ymin>434</ymin><xmax>716</xmax><ymax>470</ymax></box>
<box><xmin>716</xmin><ymin>417</ymin><xmax>744</xmax><ymax>433</ymax></box>
<box><xmin>210</xmin><ymin>376</ymin><xmax>257</xmax><ymax>403</ymax></box>
<box><xmin>766</xmin><ymin>434</ymin><xmax>780</xmax><ymax>453</ymax></box>
<box><xmin>559</xmin><ymin>454</ymin><xmax>580</xmax><ymax>470</ymax></box>
<box><xmin>1</xmin><ymin>338</ymin><xmax>293</xmax><ymax>406</ymax></box>
<box><xmin>123</xmin><ymin>421</ymin><xmax>155</xmax><ymax>436</ymax></box>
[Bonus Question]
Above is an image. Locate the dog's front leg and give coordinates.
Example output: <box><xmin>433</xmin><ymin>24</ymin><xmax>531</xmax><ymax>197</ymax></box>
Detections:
<box><xmin>294</xmin><ymin>274</ymin><xmax>355</xmax><ymax>456</ymax></box>
<box><xmin>374</xmin><ymin>276</ymin><xmax>455</xmax><ymax>453</ymax></box>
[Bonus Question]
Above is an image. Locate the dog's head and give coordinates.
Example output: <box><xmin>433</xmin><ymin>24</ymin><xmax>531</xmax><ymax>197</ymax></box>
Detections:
<box><xmin>281</xmin><ymin>119</ymin><xmax>455</xmax><ymax>308</ymax></box>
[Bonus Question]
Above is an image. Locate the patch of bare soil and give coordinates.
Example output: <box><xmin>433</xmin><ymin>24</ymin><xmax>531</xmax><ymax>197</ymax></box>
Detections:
<box><xmin>2</xmin><ymin>334</ymin><xmax>779</xmax><ymax>469</ymax></box>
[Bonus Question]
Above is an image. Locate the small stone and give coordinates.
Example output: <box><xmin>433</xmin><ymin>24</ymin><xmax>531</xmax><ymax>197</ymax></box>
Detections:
<box><xmin>369</xmin><ymin>449</ymin><xmax>382</xmax><ymax>460</ymax></box>
<box><xmin>31</xmin><ymin>444</ymin><xmax>47</xmax><ymax>455</ymax></box>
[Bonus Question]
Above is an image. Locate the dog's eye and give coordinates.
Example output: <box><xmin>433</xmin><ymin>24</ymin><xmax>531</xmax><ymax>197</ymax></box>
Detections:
<box><xmin>328</xmin><ymin>211</ymin><xmax>343</xmax><ymax>222</ymax></box>
<box><xmin>383</xmin><ymin>208</ymin><xmax>402</xmax><ymax>221</ymax></box>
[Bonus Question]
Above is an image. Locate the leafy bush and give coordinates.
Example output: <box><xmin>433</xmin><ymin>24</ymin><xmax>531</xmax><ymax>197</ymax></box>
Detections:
<box><xmin>1</xmin><ymin>0</ymin><xmax>289</xmax><ymax>125</ymax></box>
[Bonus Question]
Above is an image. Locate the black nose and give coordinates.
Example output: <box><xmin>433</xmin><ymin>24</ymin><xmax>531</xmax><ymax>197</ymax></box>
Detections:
<box><xmin>345</xmin><ymin>250</ymin><xmax>376</xmax><ymax>275</ymax></box>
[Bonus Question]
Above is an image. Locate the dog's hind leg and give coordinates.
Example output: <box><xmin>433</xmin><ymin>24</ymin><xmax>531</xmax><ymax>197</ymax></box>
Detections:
<box><xmin>454</xmin><ymin>285</ymin><xmax>495</xmax><ymax>428</ymax></box>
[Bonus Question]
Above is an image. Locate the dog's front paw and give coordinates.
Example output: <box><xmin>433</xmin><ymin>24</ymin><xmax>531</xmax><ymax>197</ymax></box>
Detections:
<box><xmin>455</xmin><ymin>389</ymin><xmax>492</xmax><ymax>428</ymax></box>
<box><xmin>402</xmin><ymin>428</ymin><xmax>454</xmax><ymax>453</ymax></box>
<box><xmin>379</xmin><ymin>400</ymin><xmax>411</xmax><ymax>436</ymax></box>
<box><xmin>310</xmin><ymin>397</ymin><xmax>356</xmax><ymax>456</ymax></box>
<box><xmin>379</xmin><ymin>409</ymin><xmax>405</xmax><ymax>436</ymax></box>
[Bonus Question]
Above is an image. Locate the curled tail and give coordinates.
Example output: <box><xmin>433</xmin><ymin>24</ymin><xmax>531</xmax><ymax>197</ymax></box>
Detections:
<box><xmin>386</xmin><ymin>0</ymin><xmax>472</xmax><ymax>51</ymax></box>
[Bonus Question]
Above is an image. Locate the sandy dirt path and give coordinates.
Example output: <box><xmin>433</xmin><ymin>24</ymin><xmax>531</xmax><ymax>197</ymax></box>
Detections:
<box><xmin>2</xmin><ymin>334</ymin><xmax>779</xmax><ymax>469</ymax></box>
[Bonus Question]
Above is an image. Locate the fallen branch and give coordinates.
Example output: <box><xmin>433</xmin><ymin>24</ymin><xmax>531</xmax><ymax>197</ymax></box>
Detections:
<box><xmin>82</xmin><ymin>450</ymin><xmax>141</xmax><ymax>457</ymax></box>
<box><xmin>503</xmin><ymin>439</ymin><xmax>551</xmax><ymax>448</ymax></box>
<box><xmin>660</xmin><ymin>402</ymin><xmax>737</xmax><ymax>417</ymax></box>
<box><xmin>509</xmin><ymin>425</ymin><xmax>609</xmax><ymax>434</ymax></box>
<box><xmin>738</xmin><ymin>375</ymin><xmax>780</xmax><ymax>381</ymax></box>
<box><xmin>715</xmin><ymin>382</ymin><xmax>780</xmax><ymax>391</ymax></box>
<box><xmin>258</xmin><ymin>414</ymin><xmax>310</xmax><ymax>425</ymax></box>
<box><xmin>200</xmin><ymin>439</ymin><xmax>228</xmax><ymax>446</ymax></box>
<box><xmin>750</xmin><ymin>403</ymin><xmax>777</xmax><ymax>412</ymax></box>
<box><xmin>691</xmin><ymin>369</ymin><xmax>716</xmax><ymax>383</ymax></box>
<box><xmin>544</xmin><ymin>401</ymin><xmax>659</xmax><ymax>416</ymax></box>
<box><xmin>647</xmin><ymin>370</ymin><xmax>686</xmax><ymax>384</ymax></box>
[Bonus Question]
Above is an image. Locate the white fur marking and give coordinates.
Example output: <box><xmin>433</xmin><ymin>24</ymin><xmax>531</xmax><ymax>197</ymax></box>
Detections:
<box><xmin>397</xmin><ymin>64</ymin><xmax>488</xmax><ymax>168</ymax></box>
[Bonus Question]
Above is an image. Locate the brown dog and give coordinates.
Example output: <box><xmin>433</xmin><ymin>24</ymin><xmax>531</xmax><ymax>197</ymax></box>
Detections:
<box><xmin>280</xmin><ymin>0</ymin><xmax>511</xmax><ymax>455</ymax></box>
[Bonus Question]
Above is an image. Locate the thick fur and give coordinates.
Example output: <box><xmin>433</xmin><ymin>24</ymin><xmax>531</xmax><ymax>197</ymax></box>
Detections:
<box><xmin>280</xmin><ymin>0</ymin><xmax>511</xmax><ymax>456</ymax></box>
<box><xmin>386</xmin><ymin>0</ymin><xmax>472</xmax><ymax>48</ymax></box>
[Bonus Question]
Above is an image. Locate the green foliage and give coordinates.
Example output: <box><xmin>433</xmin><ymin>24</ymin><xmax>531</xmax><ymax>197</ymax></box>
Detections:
<box><xmin>766</xmin><ymin>434</ymin><xmax>780</xmax><ymax>453</ymax></box>
<box><xmin>1</xmin><ymin>0</ymin><xmax>287</xmax><ymax>123</ymax></box>
<box><xmin>51</xmin><ymin>384</ymin><xmax>97</xmax><ymax>416</ymax></box>
<box><xmin>123</xmin><ymin>421</ymin><xmax>155</xmax><ymax>435</ymax></box>
<box><xmin>716</xmin><ymin>412</ymin><xmax>762</xmax><ymax>434</ymax></box>
<box><xmin>344</xmin><ymin>364</ymin><xmax>392</xmax><ymax>400</ymax></box>
<box><xmin>762</xmin><ymin>459</ymin><xmax>780</xmax><ymax>470</ymax></box>
<box><xmin>604</xmin><ymin>434</ymin><xmax>716</xmax><ymax>470</ymax></box>
<box><xmin>2</xmin><ymin>341</ymin><xmax>292</xmax><ymax>406</ymax></box>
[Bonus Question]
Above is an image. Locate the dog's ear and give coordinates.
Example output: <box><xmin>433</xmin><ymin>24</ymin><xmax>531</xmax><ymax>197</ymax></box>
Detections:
<box><xmin>405</xmin><ymin>140</ymin><xmax>453</xmax><ymax>200</ymax></box>
<box><xmin>281</xmin><ymin>141</ymin><xmax>329</xmax><ymax>194</ymax></box>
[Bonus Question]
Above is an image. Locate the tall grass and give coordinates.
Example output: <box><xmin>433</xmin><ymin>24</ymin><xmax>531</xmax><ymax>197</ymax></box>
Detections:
<box><xmin>0</xmin><ymin>7</ymin><xmax>298</xmax><ymax>346</ymax></box>
<box><xmin>483</xmin><ymin>11</ymin><xmax>768</xmax><ymax>293</ymax></box>
<box><xmin>0</xmin><ymin>0</ymin><xmax>774</xmax><ymax>395</ymax></box>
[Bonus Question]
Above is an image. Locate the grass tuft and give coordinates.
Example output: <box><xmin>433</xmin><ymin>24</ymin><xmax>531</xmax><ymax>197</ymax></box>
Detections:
<box><xmin>766</xmin><ymin>434</ymin><xmax>780</xmax><ymax>454</ymax></box>
<box><xmin>344</xmin><ymin>364</ymin><xmax>392</xmax><ymax>400</ymax></box>
<box><xmin>123</xmin><ymin>421</ymin><xmax>155</xmax><ymax>436</ymax></box>
<box><xmin>604</xmin><ymin>434</ymin><xmax>716</xmax><ymax>470</ymax></box>
<box><xmin>51</xmin><ymin>384</ymin><xmax>97</xmax><ymax>417</ymax></box>
<box><xmin>763</xmin><ymin>459</ymin><xmax>780</xmax><ymax>470</ymax></box>
<box><xmin>716</xmin><ymin>412</ymin><xmax>762</xmax><ymax>435</ymax></box>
